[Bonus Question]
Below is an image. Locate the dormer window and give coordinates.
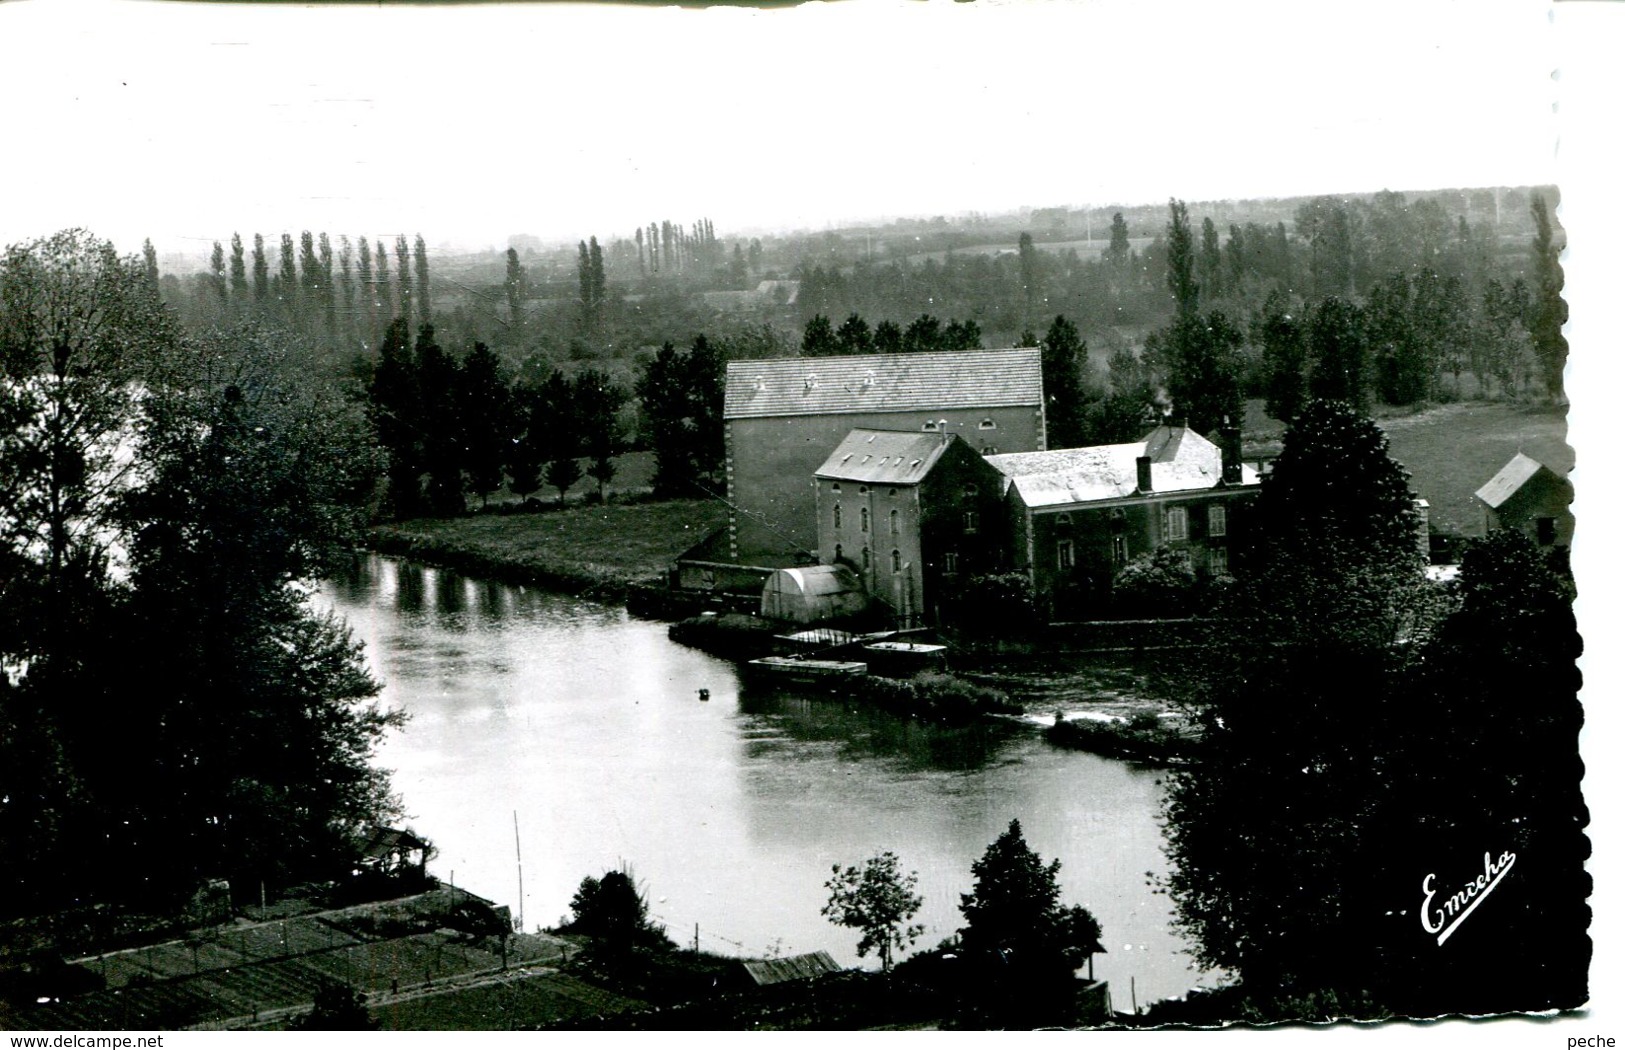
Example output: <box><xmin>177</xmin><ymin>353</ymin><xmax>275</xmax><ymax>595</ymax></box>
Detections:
<box><xmin>979</xmin><ymin>418</ymin><xmax>997</xmax><ymax>430</ymax></box>
<box><xmin>922</xmin><ymin>421</ymin><xmax>938</xmax><ymax>432</ymax></box>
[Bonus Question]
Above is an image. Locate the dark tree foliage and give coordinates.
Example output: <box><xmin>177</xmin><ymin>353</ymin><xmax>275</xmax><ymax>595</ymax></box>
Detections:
<box><xmin>505</xmin><ymin>379</ymin><xmax>548</xmax><ymax>501</ymax></box>
<box><xmin>835</xmin><ymin>312</ymin><xmax>873</xmax><ymax>355</ymax></box>
<box><xmin>229</xmin><ymin>232</ymin><xmax>248</xmax><ymax>304</ymax></box>
<box><xmin>1160</xmin><ymin>400</ymin><xmax>1525</xmax><ymax>1015</ymax></box>
<box><xmin>1039</xmin><ymin>315</ymin><xmax>1093</xmax><ymax>449</ymax></box>
<box><xmin>1104</xmin><ymin>212</ymin><xmax>1130</xmax><ymax>271</ymax></box>
<box><xmin>1528</xmin><ymin>194</ymin><xmax>1567</xmax><ymax>398</ymax></box>
<box><xmin>252</xmin><ymin>233</ymin><xmax>269</xmax><ymax>304</ymax></box>
<box><xmin>1198</xmin><ymin>216</ymin><xmax>1222</xmax><ymax>304</ymax></box>
<box><xmin>1017</xmin><ymin>231</ymin><xmax>1039</xmax><ymax>320</ymax></box>
<box><xmin>1165</xmin><ymin>199</ymin><xmax>1199</xmax><ymax>318</ymax></box>
<box><xmin>290</xmin><ymin>983</ymin><xmax>379</xmax><ymax>1031</ymax></box>
<box><xmin>456</xmin><ymin>342</ymin><xmax>510</xmax><ymax>506</ymax></box>
<box><xmin>565</xmin><ymin>870</ymin><xmax>673</xmax><ymax>955</ymax></box>
<box><xmin>1255</xmin><ymin>291</ymin><xmax>1307</xmax><ymax>423</ymax></box>
<box><xmin>953</xmin><ymin>820</ymin><xmax>1105</xmax><ymax>1028</ymax></box>
<box><xmin>1307</xmin><ymin>296</ymin><xmax>1369</xmax><ymax>411</ymax></box>
<box><xmin>367</xmin><ymin>318</ymin><xmax>425</xmax><ymax>519</ymax></box>
<box><xmin>208</xmin><ymin>241</ymin><xmax>227</xmax><ymax>305</ymax></box>
<box><xmin>685</xmin><ymin>334</ymin><xmax>727</xmax><ymax>486</ymax></box>
<box><xmin>504</xmin><ymin>247</ymin><xmax>525</xmax><ymax>329</ymax></box>
<box><xmin>873</xmin><ymin>318</ymin><xmax>903</xmax><ymax>354</ymax></box>
<box><xmin>1096</xmin><ymin>346</ymin><xmax>1159</xmax><ymax>444</ymax></box>
<box><xmin>801</xmin><ymin>313</ymin><xmax>839</xmax><ymax>357</ymax></box>
<box><xmin>413</xmin><ymin>234</ymin><xmax>431</xmax><ymax>329</ymax></box>
<box><xmin>574</xmin><ymin>368</ymin><xmax>628</xmax><ymax>501</ymax></box>
<box><xmin>902</xmin><ymin>314</ymin><xmax>943</xmax><ymax>354</ymax></box>
<box><xmin>415</xmin><ymin>326</ymin><xmax>466</xmax><ymax>517</ymax></box>
<box><xmin>941</xmin><ymin>318</ymin><xmax>981</xmax><ymax>351</ymax></box>
<box><xmin>1151</xmin><ymin>311</ymin><xmax>1244</xmax><ymax>436</ymax></box>
<box><xmin>821</xmin><ymin>851</ymin><xmax>924</xmax><ymax>973</ymax></box>
<box><xmin>636</xmin><ymin>342</ymin><xmax>693</xmax><ymax>497</ymax></box>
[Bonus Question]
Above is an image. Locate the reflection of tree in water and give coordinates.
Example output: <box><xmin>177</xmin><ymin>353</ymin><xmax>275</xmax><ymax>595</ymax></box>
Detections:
<box><xmin>394</xmin><ymin>562</ymin><xmax>425</xmax><ymax>613</ymax></box>
<box><xmin>433</xmin><ymin>569</ymin><xmax>467</xmax><ymax>618</ymax></box>
<box><xmin>736</xmin><ymin>683</ymin><xmax>1019</xmax><ymax>773</ymax></box>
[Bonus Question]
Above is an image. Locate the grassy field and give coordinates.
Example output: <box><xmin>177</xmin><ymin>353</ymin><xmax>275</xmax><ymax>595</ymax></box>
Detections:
<box><xmin>1243</xmin><ymin>398</ymin><xmax>1570</xmax><ymax>539</ymax></box>
<box><xmin>370</xmin><ymin>498</ymin><xmax>729</xmax><ymax>595</ymax></box>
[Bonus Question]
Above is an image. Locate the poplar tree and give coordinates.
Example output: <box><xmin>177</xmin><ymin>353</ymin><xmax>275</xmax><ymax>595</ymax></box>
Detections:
<box><xmin>252</xmin><ymin>233</ymin><xmax>269</xmax><ymax>304</ymax></box>
<box><xmin>229</xmin><ymin>232</ymin><xmax>248</xmax><ymax>304</ymax></box>
<box><xmin>1528</xmin><ymin>194</ymin><xmax>1567</xmax><ymax>398</ymax></box>
<box><xmin>413</xmin><ymin>234</ymin><xmax>430</xmax><ymax>328</ymax></box>
<box><xmin>1165</xmin><ymin>199</ymin><xmax>1199</xmax><ymax>318</ymax></box>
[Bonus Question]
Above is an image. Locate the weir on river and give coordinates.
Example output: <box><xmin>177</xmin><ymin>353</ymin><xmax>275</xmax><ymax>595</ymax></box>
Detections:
<box><xmin>319</xmin><ymin>553</ymin><xmax>1215</xmax><ymax>1007</ymax></box>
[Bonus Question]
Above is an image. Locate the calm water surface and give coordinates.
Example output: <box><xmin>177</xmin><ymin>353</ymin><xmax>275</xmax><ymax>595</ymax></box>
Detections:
<box><xmin>318</xmin><ymin>554</ymin><xmax>1213</xmax><ymax>1006</ymax></box>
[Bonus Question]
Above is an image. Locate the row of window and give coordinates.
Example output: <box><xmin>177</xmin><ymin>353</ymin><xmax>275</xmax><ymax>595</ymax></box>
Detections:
<box><xmin>831</xmin><ymin>504</ymin><xmax>979</xmax><ymax>534</ymax></box>
<box><xmin>1055</xmin><ymin>538</ymin><xmax>1227</xmax><ymax>574</ymax></box>
<box><xmin>834</xmin><ymin>544</ymin><xmax>909</xmax><ymax>574</ymax></box>
<box><xmin>1048</xmin><ymin>504</ymin><xmax>1226</xmax><ymax>539</ymax></box>
<box><xmin>922</xmin><ymin>418</ymin><xmax>999</xmax><ymax>431</ymax></box>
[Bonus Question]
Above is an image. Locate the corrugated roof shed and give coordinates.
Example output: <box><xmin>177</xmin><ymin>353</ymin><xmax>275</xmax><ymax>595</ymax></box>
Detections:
<box><xmin>1474</xmin><ymin>452</ymin><xmax>1557</xmax><ymax>509</ymax></box>
<box><xmin>987</xmin><ymin>426</ymin><xmax>1258</xmax><ymax>508</ymax></box>
<box><xmin>813</xmin><ymin>429</ymin><xmax>954</xmax><ymax>484</ymax></box>
<box><xmin>723</xmin><ymin>348</ymin><xmax>1042</xmax><ymax>420</ymax></box>
<box><xmin>739</xmin><ymin>950</ymin><xmax>842</xmax><ymax>986</ymax></box>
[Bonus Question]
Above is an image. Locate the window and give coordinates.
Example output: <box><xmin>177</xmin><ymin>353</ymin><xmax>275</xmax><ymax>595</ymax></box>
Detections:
<box><xmin>963</xmin><ymin>510</ymin><xmax>980</xmax><ymax>534</ymax></box>
<box><xmin>1209</xmin><ymin>547</ymin><xmax>1229</xmax><ymax>575</ymax></box>
<box><xmin>891</xmin><ymin>549</ymin><xmax>902</xmax><ymax>573</ymax></box>
<box><xmin>1056</xmin><ymin>512</ymin><xmax>1072</xmax><ymax>527</ymax></box>
<box><xmin>1166</xmin><ymin>506</ymin><xmax>1188</xmax><ymax>542</ymax></box>
<box><xmin>979</xmin><ymin>418</ymin><xmax>997</xmax><ymax>430</ymax></box>
<box><xmin>1208</xmin><ymin>504</ymin><xmax>1227</xmax><ymax>538</ymax></box>
<box><xmin>1537</xmin><ymin>517</ymin><xmax>1557</xmax><ymax>546</ymax></box>
<box><xmin>831</xmin><ymin>482</ymin><xmax>841</xmax><ymax>493</ymax></box>
<box><xmin>922</xmin><ymin>420</ymin><xmax>938</xmax><ymax>432</ymax></box>
<box><xmin>860</xmin><ymin>507</ymin><xmax>869</xmax><ymax>533</ymax></box>
<box><xmin>890</xmin><ymin>508</ymin><xmax>900</xmax><ymax>535</ymax></box>
<box><xmin>983</xmin><ymin>445</ymin><xmax>998</xmax><ymax>455</ymax></box>
<box><xmin>862</xmin><ymin>547</ymin><xmax>871</xmax><ymax>570</ymax></box>
<box><xmin>963</xmin><ymin>484</ymin><xmax>979</xmax><ymax>498</ymax></box>
<box><xmin>835</xmin><ymin>544</ymin><xmax>843</xmax><ymax>563</ymax></box>
<box><xmin>1057</xmin><ymin>538</ymin><xmax>1076</xmax><ymax>570</ymax></box>
<box><xmin>943</xmin><ymin>551</ymin><xmax>960</xmax><ymax>574</ymax></box>
<box><xmin>1112</xmin><ymin>535</ymin><xmax>1127</xmax><ymax>567</ymax></box>
<box><xmin>859</xmin><ymin>485</ymin><xmax>869</xmax><ymax>494</ymax></box>
<box><xmin>833</xmin><ymin>503</ymin><xmax>842</xmax><ymax>529</ymax></box>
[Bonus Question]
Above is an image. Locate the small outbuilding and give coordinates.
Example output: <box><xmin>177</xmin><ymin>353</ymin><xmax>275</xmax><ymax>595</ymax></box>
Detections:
<box><xmin>739</xmin><ymin>950</ymin><xmax>843</xmax><ymax>988</ymax></box>
<box><xmin>1474</xmin><ymin>453</ymin><xmax>1574</xmax><ymax>548</ymax></box>
<box><xmin>760</xmin><ymin>564</ymin><xmax>868</xmax><ymax>624</ymax></box>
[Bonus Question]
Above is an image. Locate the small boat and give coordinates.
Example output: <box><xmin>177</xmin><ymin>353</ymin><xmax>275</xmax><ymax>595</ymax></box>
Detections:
<box><xmin>745</xmin><ymin>655</ymin><xmax>867</xmax><ymax>685</ymax></box>
<box><xmin>861</xmin><ymin>640</ymin><xmax>948</xmax><ymax>677</ymax></box>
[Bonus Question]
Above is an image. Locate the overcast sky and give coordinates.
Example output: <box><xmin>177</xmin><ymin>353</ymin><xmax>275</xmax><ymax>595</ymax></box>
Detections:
<box><xmin>0</xmin><ymin>0</ymin><xmax>1573</xmax><ymax>259</ymax></box>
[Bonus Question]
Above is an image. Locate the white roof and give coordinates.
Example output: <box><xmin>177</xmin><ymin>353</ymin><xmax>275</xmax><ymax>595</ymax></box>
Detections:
<box><xmin>986</xmin><ymin>426</ymin><xmax>1258</xmax><ymax>509</ymax></box>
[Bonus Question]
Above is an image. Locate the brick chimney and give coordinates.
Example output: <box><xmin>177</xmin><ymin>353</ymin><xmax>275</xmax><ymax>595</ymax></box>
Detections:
<box><xmin>1136</xmin><ymin>455</ymin><xmax>1153</xmax><ymax>494</ymax></box>
<box><xmin>1220</xmin><ymin>425</ymin><xmax>1242</xmax><ymax>485</ymax></box>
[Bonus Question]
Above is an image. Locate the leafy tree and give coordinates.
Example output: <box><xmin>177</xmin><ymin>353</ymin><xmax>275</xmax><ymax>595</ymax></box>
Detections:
<box><xmin>686</xmin><ymin>334</ymin><xmax>727</xmax><ymax>486</ymax></box>
<box><xmin>1198</xmin><ymin>216</ymin><xmax>1222</xmax><ymax>303</ymax></box>
<box><xmin>636</xmin><ymin>342</ymin><xmax>693</xmax><ymax>496</ymax></box>
<box><xmin>1152</xmin><ymin>312</ymin><xmax>1244</xmax><ymax>436</ymax></box>
<box><xmin>1165</xmin><ymin>199</ymin><xmax>1199</xmax><ymax>318</ymax></box>
<box><xmin>291</xmin><ymin>983</ymin><xmax>378</xmax><ymax>1031</ymax></box>
<box><xmin>394</xmin><ymin>236</ymin><xmax>411</xmax><ymax>328</ymax></box>
<box><xmin>565</xmin><ymin>869</ymin><xmax>672</xmax><ymax>954</ymax></box>
<box><xmin>413</xmin><ymin>234</ymin><xmax>431</xmax><ymax>328</ymax></box>
<box><xmin>1113</xmin><ymin>545</ymin><xmax>1199</xmax><ymax>617</ymax></box>
<box><xmin>1039</xmin><ymin>315</ymin><xmax>1092</xmax><ymax>448</ymax></box>
<box><xmin>902</xmin><ymin>314</ymin><xmax>943</xmax><ymax>354</ymax></box>
<box><xmin>367</xmin><ymin>317</ymin><xmax>424</xmax><ymax>518</ymax></box>
<box><xmin>873</xmin><ymin>318</ymin><xmax>903</xmax><ymax>354</ymax></box>
<box><xmin>821</xmin><ymin>851</ymin><xmax>924</xmax><ymax>972</ymax></box>
<box><xmin>456</xmin><ymin>342</ymin><xmax>510</xmax><ymax>506</ymax></box>
<box><xmin>504</xmin><ymin>247</ymin><xmax>525</xmax><ymax>328</ymax></box>
<box><xmin>1163</xmin><ymin>399</ymin><xmax>1431</xmax><ymax>1006</ymax></box>
<box><xmin>141</xmin><ymin>238</ymin><xmax>160</xmax><ymax>291</ymax></box>
<box><xmin>278</xmin><ymin>233</ymin><xmax>298</xmax><ymax>314</ymax></box>
<box><xmin>1307</xmin><ymin>296</ymin><xmax>1369</xmax><ymax>410</ymax></box>
<box><xmin>834</xmin><ymin>312</ymin><xmax>873</xmax><ymax>355</ymax></box>
<box><xmin>229</xmin><ymin>233</ymin><xmax>248</xmax><ymax>305</ymax></box>
<box><xmin>1528</xmin><ymin>194</ymin><xmax>1567</xmax><ymax>398</ymax></box>
<box><xmin>1017</xmin><ymin>231</ymin><xmax>1040</xmax><ymax>320</ymax></box>
<box><xmin>1255</xmin><ymin>291</ymin><xmax>1307</xmax><ymax>423</ymax></box>
<box><xmin>941</xmin><ymin>318</ymin><xmax>981</xmax><ymax>352</ymax></box>
<box><xmin>357</xmin><ymin>237</ymin><xmax>376</xmax><ymax>343</ymax></box>
<box><xmin>505</xmin><ymin>380</ymin><xmax>548</xmax><ymax>501</ymax></box>
<box><xmin>1096</xmin><ymin>346</ymin><xmax>1159</xmax><ymax>444</ymax></box>
<box><xmin>575</xmin><ymin>368</ymin><xmax>627</xmax><ymax>501</ymax></box>
<box><xmin>208</xmin><ymin>240</ymin><xmax>227</xmax><ymax>306</ymax></box>
<box><xmin>801</xmin><ymin>313</ymin><xmax>839</xmax><ymax>357</ymax></box>
<box><xmin>252</xmin><ymin>233</ymin><xmax>269</xmax><ymax>304</ymax></box>
<box><xmin>955</xmin><ymin>820</ymin><xmax>1105</xmax><ymax>1027</ymax></box>
<box><xmin>1104</xmin><ymin>212</ymin><xmax>1130</xmax><ymax>271</ymax></box>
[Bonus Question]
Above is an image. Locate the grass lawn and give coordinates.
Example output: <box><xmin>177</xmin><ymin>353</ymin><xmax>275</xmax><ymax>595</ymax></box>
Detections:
<box><xmin>371</xmin><ymin>498</ymin><xmax>729</xmax><ymax>593</ymax></box>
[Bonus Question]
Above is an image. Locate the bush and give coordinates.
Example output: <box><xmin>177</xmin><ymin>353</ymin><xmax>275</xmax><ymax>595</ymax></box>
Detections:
<box><xmin>949</xmin><ymin>572</ymin><xmax>1038</xmax><ymax>636</ymax></box>
<box><xmin>1112</xmin><ymin>546</ymin><xmax>1198</xmax><ymax>618</ymax></box>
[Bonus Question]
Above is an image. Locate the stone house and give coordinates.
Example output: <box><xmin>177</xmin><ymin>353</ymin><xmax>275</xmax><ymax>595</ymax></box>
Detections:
<box><xmin>987</xmin><ymin>425</ymin><xmax>1261</xmax><ymax>620</ymax></box>
<box><xmin>720</xmin><ymin>349</ymin><xmax>1045</xmax><ymax>563</ymax></box>
<box><xmin>812</xmin><ymin>429</ymin><xmax>1009</xmax><ymax>627</ymax></box>
<box><xmin>1474</xmin><ymin>452</ymin><xmax>1574</xmax><ymax>548</ymax></box>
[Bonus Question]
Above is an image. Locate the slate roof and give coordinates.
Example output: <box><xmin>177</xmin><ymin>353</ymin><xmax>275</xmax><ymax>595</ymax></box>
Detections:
<box><xmin>813</xmin><ymin>429</ymin><xmax>955</xmax><ymax>484</ymax></box>
<box><xmin>1475</xmin><ymin>452</ymin><xmax>1562</xmax><ymax>509</ymax></box>
<box><xmin>723</xmin><ymin>349</ymin><xmax>1042</xmax><ymax>420</ymax></box>
<box><xmin>986</xmin><ymin>426</ymin><xmax>1258</xmax><ymax>509</ymax></box>
<box><xmin>739</xmin><ymin>951</ymin><xmax>842</xmax><ymax>986</ymax></box>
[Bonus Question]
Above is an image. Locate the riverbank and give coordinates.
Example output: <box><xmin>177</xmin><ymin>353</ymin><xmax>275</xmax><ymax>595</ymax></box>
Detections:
<box><xmin>367</xmin><ymin>499</ymin><xmax>728</xmax><ymax>601</ymax></box>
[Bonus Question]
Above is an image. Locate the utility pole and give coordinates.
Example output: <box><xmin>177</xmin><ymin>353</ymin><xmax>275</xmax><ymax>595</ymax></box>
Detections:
<box><xmin>513</xmin><ymin>811</ymin><xmax>525</xmax><ymax>933</ymax></box>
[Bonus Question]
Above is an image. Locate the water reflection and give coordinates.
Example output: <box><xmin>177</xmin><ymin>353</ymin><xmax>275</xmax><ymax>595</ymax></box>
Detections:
<box><xmin>737</xmin><ymin>684</ymin><xmax>1010</xmax><ymax>773</ymax></box>
<box><xmin>317</xmin><ymin>553</ymin><xmax>1213</xmax><ymax>1006</ymax></box>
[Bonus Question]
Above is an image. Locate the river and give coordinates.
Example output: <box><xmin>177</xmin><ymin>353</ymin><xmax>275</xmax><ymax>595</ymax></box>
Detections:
<box><xmin>318</xmin><ymin>553</ymin><xmax>1214</xmax><ymax>1007</ymax></box>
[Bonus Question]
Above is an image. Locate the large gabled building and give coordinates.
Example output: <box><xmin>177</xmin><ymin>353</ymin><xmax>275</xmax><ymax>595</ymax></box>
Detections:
<box><xmin>987</xmin><ymin>425</ymin><xmax>1261</xmax><ymax>620</ymax></box>
<box><xmin>720</xmin><ymin>348</ymin><xmax>1045</xmax><ymax>562</ymax></box>
<box><xmin>812</xmin><ymin>429</ymin><xmax>1009</xmax><ymax>627</ymax></box>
